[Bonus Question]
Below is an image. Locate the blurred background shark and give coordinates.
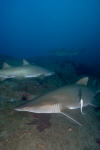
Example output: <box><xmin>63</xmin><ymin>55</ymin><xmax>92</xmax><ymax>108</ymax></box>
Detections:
<box><xmin>0</xmin><ymin>59</ymin><xmax>54</xmax><ymax>81</ymax></box>
<box><xmin>50</xmin><ymin>48</ymin><xmax>87</xmax><ymax>57</ymax></box>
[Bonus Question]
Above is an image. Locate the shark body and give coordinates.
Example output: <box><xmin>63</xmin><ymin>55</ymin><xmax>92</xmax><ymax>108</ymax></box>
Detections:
<box><xmin>15</xmin><ymin>77</ymin><xmax>96</xmax><ymax>126</ymax></box>
<box><xmin>0</xmin><ymin>60</ymin><xmax>54</xmax><ymax>80</ymax></box>
<box><xmin>51</xmin><ymin>48</ymin><xmax>87</xmax><ymax>57</ymax></box>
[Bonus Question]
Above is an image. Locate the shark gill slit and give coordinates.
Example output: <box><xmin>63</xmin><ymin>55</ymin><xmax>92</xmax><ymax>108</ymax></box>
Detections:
<box><xmin>52</xmin><ymin>104</ymin><xmax>61</xmax><ymax>113</ymax></box>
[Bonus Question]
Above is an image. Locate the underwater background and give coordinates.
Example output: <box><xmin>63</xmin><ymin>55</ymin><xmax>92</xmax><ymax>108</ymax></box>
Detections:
<box><xmin>0</xmin><ymin>0</ymin><xmax>100</xmax><ymax>150</ymax></box>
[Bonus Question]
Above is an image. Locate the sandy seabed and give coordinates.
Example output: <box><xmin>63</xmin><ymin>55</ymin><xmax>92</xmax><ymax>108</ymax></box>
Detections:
<box><xmin>0</xmin><ymin>104</ymin><xmax>100</xmax><ymax>150</ymax></box>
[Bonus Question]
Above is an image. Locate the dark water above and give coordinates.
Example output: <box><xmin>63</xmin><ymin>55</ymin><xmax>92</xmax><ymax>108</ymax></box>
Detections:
<box><xmin>0</xmin><ymin>0</ymin><xmax>100</xmax><ymax>58</ymax></box>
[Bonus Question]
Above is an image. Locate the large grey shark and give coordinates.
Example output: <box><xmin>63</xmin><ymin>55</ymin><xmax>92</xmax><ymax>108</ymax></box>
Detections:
<box><xmin>0</xmin><ymin>59</ymin><xmax>54</xmax><ymax>80</ymax></box>
<box><xmin>15</xmin><ymin>77</ymin><xmax>97</xmax><ymax>126</ymax></box>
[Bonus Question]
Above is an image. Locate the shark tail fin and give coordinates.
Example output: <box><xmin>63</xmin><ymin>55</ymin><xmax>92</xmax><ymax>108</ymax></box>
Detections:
<box><xmin>60</xmin><ymin>112</ymin><xmax>82</xmax><ymax>126</ymax></box>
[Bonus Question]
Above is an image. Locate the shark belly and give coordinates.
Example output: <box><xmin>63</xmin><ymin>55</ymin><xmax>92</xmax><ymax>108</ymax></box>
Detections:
<box><xmin>28</xmin><ymin>104</ymin><xmax>61</xmax><ymax>113</ymax></box>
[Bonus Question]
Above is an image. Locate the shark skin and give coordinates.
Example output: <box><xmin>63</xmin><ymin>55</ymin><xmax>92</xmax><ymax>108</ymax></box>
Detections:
<box><xmin>0</xmin><ymin>59</ymin><xmax>54</xmax><ymax>80</ymax></box>
<box><xmin>15</xmin><ymin>77</ymin><xmax>95</xmax><ymax>126</ymax></box>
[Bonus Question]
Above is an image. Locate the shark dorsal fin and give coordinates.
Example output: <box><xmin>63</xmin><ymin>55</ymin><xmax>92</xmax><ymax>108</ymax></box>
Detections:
<box><xmin>23</xmin><ymin>59</ymin><xmax>30</xmax><ymax>66</ymax></box>
<box><xmin>3</xmin><ymin>62</ymin><xmax>11</xmax><ymax>69</ymax></box>
<box><xmin>76</xmin><ymin>77</ymin><xmax>88</xmax><ymax>86</ymax></box>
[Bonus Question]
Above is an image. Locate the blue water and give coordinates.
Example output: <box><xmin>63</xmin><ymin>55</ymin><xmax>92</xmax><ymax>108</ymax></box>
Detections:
<box><xmin>0</xmin><ymin>0</ymin><xmax>99</xmax><ymax>56</ymax></box>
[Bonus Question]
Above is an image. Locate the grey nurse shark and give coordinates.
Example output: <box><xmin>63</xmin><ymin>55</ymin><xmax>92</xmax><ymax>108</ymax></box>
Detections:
<box><xmin>0</xmin><ymin>59</ymin><xmax>54</xmax><ymax>80</ymax></box>
<box><xmin>15</xmin><ymin>77</ymin><xmax>98</xmax><ymax>126</ymax></box>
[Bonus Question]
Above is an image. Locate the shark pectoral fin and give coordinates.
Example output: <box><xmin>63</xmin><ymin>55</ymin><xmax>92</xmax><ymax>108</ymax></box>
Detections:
<box><xmin>88</xmin><ymin>103</ymin><xmax>97</xmax><ymax>107</ymax></box>
<box><xmin>60</xmin><ymin>112</ymin><xmax>82</xmax><ymax>126</ymax></box>
<box><xmin>80</xmin><ymin>99</ymin><xmax>85</xmax><ymax>115</ymax></box>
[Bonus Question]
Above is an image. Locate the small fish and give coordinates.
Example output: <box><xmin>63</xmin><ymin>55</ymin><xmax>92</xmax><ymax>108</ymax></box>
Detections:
<box><xmin>15</xmin><ymin>77</ymin><xmax>97</xmax><ymax>126</ymax></box>
<box><xmin>0</xmin><ymin>59</ymin><xmax>54</xmax><ymax>80</ymax></box>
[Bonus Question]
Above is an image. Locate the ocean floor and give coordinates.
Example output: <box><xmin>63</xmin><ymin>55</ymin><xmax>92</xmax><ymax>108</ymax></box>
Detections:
<box><xmin>0</xmin><ymin>57</ymin><xmax>100</xmax><ymax>150</ymax></box>
<box><xmin>0</xmin><ymin>105</ymin><xmax>100</xmax><ymax>150</ymax></box>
